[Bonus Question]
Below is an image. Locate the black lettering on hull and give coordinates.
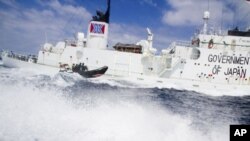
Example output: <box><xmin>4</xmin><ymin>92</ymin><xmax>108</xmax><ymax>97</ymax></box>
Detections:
<box><xmin>208</xmin><ymin>54</ymin><xmax>250</xmax><ymax>65</ymax></box>
<box><xmin>224</xmin><ymin>68</ymin><xmax>247</xmax><ymax>78</ymax></box>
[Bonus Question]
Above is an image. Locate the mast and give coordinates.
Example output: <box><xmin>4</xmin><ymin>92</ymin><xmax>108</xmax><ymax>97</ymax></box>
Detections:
<box><xmin>105</xmin><ymin>0</ymin><xmax>110</xmax><ymax>23</ymax></box>
<box><xmin>202</xmin><ymin>0</ymin><xmax>210</xmax><ymax>34</ymax></box>
<box><xmin>203</xmin><ymin>11</ymin><xmax>210</xmax><ymax>34</ymax></box>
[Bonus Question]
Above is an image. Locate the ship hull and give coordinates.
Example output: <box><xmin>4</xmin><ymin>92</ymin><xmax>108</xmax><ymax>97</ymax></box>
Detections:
<box><xmin>2</xmin><ymin>53</ymin><xmax>250</xmax><ymax>95</ymax></box>
<box><xmin>2</xmin><ymin>55</ymin><xmax>60</xmax><ymax>73</ymax></box>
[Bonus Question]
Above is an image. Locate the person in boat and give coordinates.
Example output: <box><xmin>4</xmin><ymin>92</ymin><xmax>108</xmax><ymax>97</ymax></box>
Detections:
<box><xmin>72</xmin><ymin>63</ymin><xmax>88</xmax><ymax>72</ymax></box>
<box><xmin>79</xmin><ymin>63</ymin><xmax>83</xmax><ymax>71</ymax></box>
<box><xmin>72</xmin><ymin>63</ymin><xmax>80</xmax><ymax>72</ymax></box>
<box><xmin>72</xmin><ymin>64</ymin><xmax>76</xmax><ymax>72</ymax></box>
<box><xmin>79</xmin><ymin>63</ymin><xmax>88</xmax><ymax>71</ymax></box>
<box><xmin>83</xmin><ymin>64</ymin><xmax>88</xmax><ymax>71</ymax></box>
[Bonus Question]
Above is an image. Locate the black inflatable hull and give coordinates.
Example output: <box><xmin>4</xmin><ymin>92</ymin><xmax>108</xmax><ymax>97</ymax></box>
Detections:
<box><xmin>77</xmin><ymin>66</ymin><xmax>108</xmax><ymax>78</ymax></box>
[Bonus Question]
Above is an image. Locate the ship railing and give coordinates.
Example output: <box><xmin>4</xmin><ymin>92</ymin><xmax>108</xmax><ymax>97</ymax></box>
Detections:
<box><xmin>7</xmin><ymin>51</ymin><xmax>37</xmax><ymax>62</ymax></box>
<box><xmin>174</xmin><ymin>40</ymin><xmax>194</xmax><ymax>47</ymax></box>
<box><xmin>168</xmin><ymin>42</ymin><xmax>176</xmax><ymax>50</ymax></box>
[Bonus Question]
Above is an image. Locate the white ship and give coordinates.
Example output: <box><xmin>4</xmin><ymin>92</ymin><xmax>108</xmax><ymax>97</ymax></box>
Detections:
<box><xmin>2</xmin><ymin>0</ymin><xmax>250</xmax><ymax>94</ymax></box>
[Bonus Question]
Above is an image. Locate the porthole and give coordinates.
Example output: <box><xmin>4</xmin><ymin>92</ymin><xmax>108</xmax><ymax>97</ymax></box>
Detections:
<box><xmin>190</xmin><ymin>48</ymin><xmax>201</xmax><ymax>60</ymax></box>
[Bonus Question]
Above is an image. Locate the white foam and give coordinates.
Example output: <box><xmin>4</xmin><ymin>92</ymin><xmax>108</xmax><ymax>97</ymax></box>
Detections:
<box><xmin>2</xmin><ymin>66</ymin><xmax>249</xmax><ymax>96</ymax></box>
<box><xmin>90</xmin><ymin>76</ymin><xmax>250</xmax><ymax>96</ymax></box>
<box><xmin>51</xmin><ymin>72</ymin><xmax>83</xmax><ymax>87</ymax></box>
<box><xmin>0</xmin><ymin>74</ymin><xmax>229</xmax><ymax>141</ymax></box>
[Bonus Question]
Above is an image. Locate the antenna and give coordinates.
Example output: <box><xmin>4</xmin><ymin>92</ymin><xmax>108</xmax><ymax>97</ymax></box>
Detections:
<box><xmin>203</xmin><ymin>0</ymin><xmax>210</xmax><ymax>34</ymax></box>
<box><xmin>203</xmin><ymin>11</ymin><xmax>210</xmax><ymax>34</ymax></box>
<box><xmin>207</xmin><ymin>0</ymin><xmax>210</xmax><ymax>11</ymax></box>
<box><xmin>219</xmin><ymin>6</ymin><xmax>224</xmax><ymax>35</ymax></box>
<box><xmin>146</xmin><ymin>28</ymin><xmax>152</xmax><ymax>35</ymax></box>
<box><xmin>146</xmin><ymin>28</ymin><xmax>153</xmax><ymax>49</ymax></box>
<box><xmin>44</xmin><ymin>31</ymin><xmax>48</xmax><ymax>43</ymax></box>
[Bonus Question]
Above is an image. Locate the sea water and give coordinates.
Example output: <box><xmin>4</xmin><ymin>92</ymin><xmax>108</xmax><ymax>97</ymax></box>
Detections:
<box><xmin>0</xmin><ymin>66</ymin><xmax>249</xmax><ymax>141</ymax></box>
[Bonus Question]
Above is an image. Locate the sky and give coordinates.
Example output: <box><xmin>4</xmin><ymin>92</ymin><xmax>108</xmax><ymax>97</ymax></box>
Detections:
<box><xmin>0</xmin><ymin>0</ymin><xmax>250</xmax><ymax>54</ymax></box>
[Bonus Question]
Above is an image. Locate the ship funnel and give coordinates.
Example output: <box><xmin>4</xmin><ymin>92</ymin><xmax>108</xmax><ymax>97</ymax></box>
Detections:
<box><xmin>87</xmin><ymin>0</ymin><xmax>110</xmax><ymax>49</ymax></box>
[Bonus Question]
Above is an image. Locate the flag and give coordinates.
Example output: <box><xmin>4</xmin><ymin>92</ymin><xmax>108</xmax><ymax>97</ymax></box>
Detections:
<box><xmin>90</xmin><ymin>23</ymin><xmax>105</xmax><ymax>34</ymax></box>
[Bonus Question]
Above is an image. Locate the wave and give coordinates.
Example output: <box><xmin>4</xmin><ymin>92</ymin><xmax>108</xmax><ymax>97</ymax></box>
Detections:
<box><xmin>0</xmin><ymin>67</ymin><xmax>249</xmax><ymax>141</ymax></box>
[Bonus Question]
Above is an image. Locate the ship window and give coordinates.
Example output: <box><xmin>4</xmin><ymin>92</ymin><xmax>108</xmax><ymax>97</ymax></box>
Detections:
<box><xmin>190</xmin><ymin>48</ymin><xmax>200</xmax><ymax>60</ymax></box>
